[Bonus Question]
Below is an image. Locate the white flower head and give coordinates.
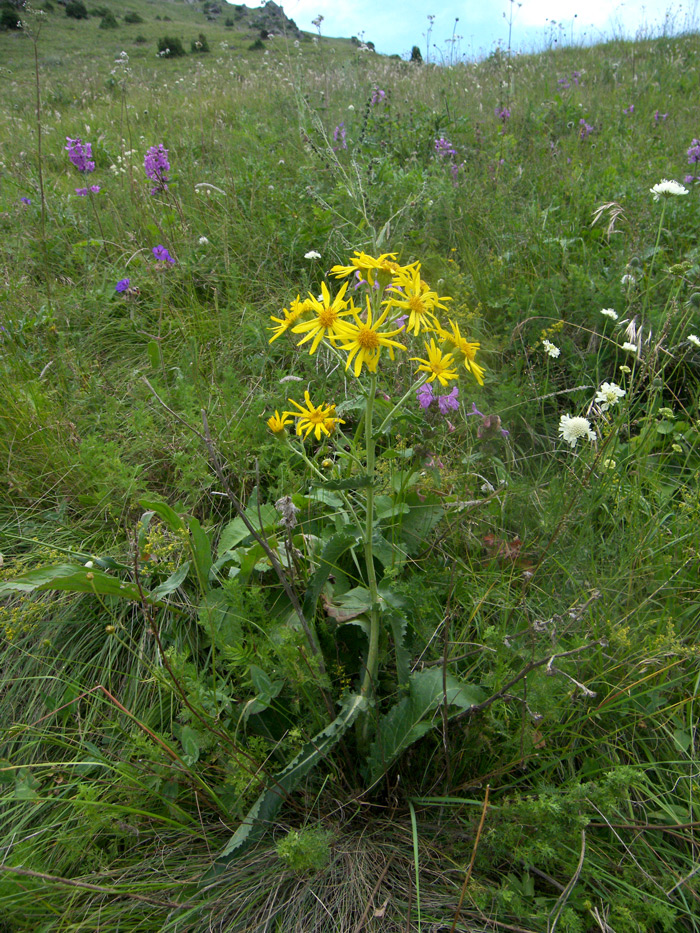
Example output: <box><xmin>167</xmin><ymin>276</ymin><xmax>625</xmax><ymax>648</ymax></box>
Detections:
<box><xmin>621</xmin><ymin>341</ymin><xmax>639</xmax><ymax>354</ymax></box>
<box><xmin>621</xmin><ymin>273</ymin><xmax>636</xmax><ymax>286</ymax></box>
<box><xmin>595</xmin><ymin>381</ymin><xmax>626</xmax><ymax>412</ymax></box>
<box><xmin>650</xmin><ymin>179</ymin><xmax>689</xmax><ymax>201</ymax></box>
<box><xmin>542</xmin><ymin>338</ymin><xmax>561</xmax><ymax>358</ymax></box>
<box><xmin>198</xmin><ymin>236</ymin><xmax>209</xmax><ymax>245</ymax></box>
<box><xmin>688</xmin><ymin>333</ymin><xmax>700</xmax><ymax>347</ymax></box>
<box><xmin>600</xmin><ymin>307</ymin><xmax>618</xmax><ymax>320</ymax></box>
<box><xmin>304</xmin><ymin>250</ymin><xmax>322</xmax><ymax>259</ymax></box>
<box><xmin>603</xmin><ymin>458</ymin><xmax>617</xmax><ymax>470</ymax></box>
<box><xmin>559</xmin><ymin>414</ymin><xmax>596</xmax><ymax>448</ymax></box>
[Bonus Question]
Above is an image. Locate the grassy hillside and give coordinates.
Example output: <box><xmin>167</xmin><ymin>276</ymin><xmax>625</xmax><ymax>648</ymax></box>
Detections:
<box><xmin>1</xmin><ymin>3</ymin><xmax>700</xmax><ymax>931</ymax></box>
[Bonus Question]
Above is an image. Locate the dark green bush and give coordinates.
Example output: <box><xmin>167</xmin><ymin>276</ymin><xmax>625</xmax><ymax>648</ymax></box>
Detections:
<box><xmin>248</xmin><ymin>37</ymin><xmax>265</xmax><ymax>51</ymax></box>
<box><xmin>123</xmin><ymin>11</ymin><xmax>143</xmax><ymax>24</ymax></box>
<box><xmin>157</xmin><ymin>35</ymin><xmax>185</xmax><ymax>58</ymax></box>
<box><xmin>224</xmin><ymin>17</ymin><xmax>234</xmax><ymax>27</ymax></box>
<box><xmin>190</xmin><ymin>32</ymin><xmax>209</xmax><ymax>53</ymax></box>
<box><xmin>99</xmin><ymin>10</ymin><xmax>117</xmax><ymax>29</ymax></box>
<box><xmin>0</xmin><ymin>5</ymin><xmax>21</xmax><ymax>29</ymax></box>
<box><xmin>65</xmin><ymin>1</ymin><xmax>88</xmax><ymax>19</ymax></box>
<box><xmin>410</xmin><ymin>45</ymin><xmax>423</xmax><ymax>63</ymax></box>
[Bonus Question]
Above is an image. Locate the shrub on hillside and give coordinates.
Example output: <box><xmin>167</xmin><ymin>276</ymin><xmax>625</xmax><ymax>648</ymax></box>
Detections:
<box><xmin>248</xmin><ymin>37</ymin><xmax>265</xmax><ymax>51</ymax></box>
<box><xmin>123</xmin><ymin>11</ymin><xmax>143</xmax><ymax>24</ymax></box>
<box><xmin>0</xmin><ymin>4</ymin><xmax>21</xmax><ymax>29</ymax></box>
<box><xmin>99</xmin><ymin>11</ymin><xmax>117</xmax><ymax>29</ymax></box>
<box><xmin>65</xmin><ymin>1</ymin><xmax>88</xmax><ymax>19</ymax></box>
<box><xmin>190</xmin><ymin>32</ymin><xmax>209</xmax><ymax>53</ymax></box>
<box><xmin>157</xmin><ymin>35</ymin><xmax>185</xmax><ymax>58</ymax></box>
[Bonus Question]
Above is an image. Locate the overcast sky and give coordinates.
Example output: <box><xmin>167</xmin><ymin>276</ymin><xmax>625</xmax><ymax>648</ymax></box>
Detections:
<box><xmin>240</xmin><ymin>0</ymin><xmax>700</xmax><ymax>59</ymax></box>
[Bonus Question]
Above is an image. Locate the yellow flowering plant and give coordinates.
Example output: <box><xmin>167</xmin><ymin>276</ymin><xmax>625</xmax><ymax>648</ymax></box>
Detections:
<box><xmin>266</xmin><ymin>251</ymin><xmax>486</xmax><ymax>724</ymax></box>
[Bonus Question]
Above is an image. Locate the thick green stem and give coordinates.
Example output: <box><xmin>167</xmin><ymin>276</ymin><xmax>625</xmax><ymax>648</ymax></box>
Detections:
<box><xmin>360</xmin><ymin>372</ymin><xmax>381</xmax><ymax>702</ymax></box>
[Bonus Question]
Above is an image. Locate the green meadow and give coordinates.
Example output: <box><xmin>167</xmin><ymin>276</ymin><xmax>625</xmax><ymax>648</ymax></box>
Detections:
<box><xmin>1</xmin><ymin>2</ymin><xmax>700</xmax><ymax>930</ymax></box>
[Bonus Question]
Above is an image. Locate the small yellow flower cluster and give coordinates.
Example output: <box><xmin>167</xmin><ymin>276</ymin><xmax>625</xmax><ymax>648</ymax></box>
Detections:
<box><xmin>266</xmin><ymin>251</ymin><xmax>486</xmax><ymax>438</ymax></box>
<box><xmin>0</xmin><ymin>597</ymin><xmax>44</xmax><ymax>642</ymax></box>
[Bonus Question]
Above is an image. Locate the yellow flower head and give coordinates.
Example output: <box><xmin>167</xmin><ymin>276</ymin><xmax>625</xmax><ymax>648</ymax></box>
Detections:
<box><xmin>334</xmin><ymin>296</ymin><xmax>406</xmax><ymax>377</ymax></box>
<box><xmin>267</xmin><ymin>410</ymin><xmax>293</xmax><ymax>435</ymax></box>
<box><xmin>384</xmin><ymin>267</ymin><xmax>451</xmax><ymax>336</ymax></box>
<box><xmin>410</xmin><ymin>339</ymin><xmax>459</xmax><ymax>386</ymax></box>
<box><xmin>291</xmin><ymin>281</ymin><xmax>354</xmax><ymax>354</ymax></box>
<box><xmin>286</xmin><ymin>391</ymin><xmax>345</xmax><ymax>441</ymax></box>
<box><xmin>437</xmin><ymin>319</ymin><xmax>485</xmax><ymax>386</ymax></box>
<box><xmin>330</xmin><ymin>251</ymin><xmax>418</xmax><ymax>287</ymax></box>
<box><xmin>268</xmin><ymin>296</ymin><xmax>313</xmax><ymax>344</ymax></box>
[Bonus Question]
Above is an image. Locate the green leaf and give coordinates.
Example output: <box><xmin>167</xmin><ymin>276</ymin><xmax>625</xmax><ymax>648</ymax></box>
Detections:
<box><xmin>310</xmin><ymin>475</ymin><xmax>372</xmax><ymax>491</ymax></box>
<box><xmin>0</xmin><ymin>564</ymin><xmax>145</xmax><ymax>602</ymax></box>
<box><xmin>368</xmin><ymin>669</ymin><xmax>483</xmax><ymax>783</ymax></box>
<box><xmin>138</xmin><ymin>499</ymin><xmax>186</xmax><ymax>533</ymax></box>
<box><xmin>387</xmin><ymin>612</ymin><xmax>410</xmax><ymax>688</ymax></box>
<box><xmin>180</xmin><ymin>726</ymin><xmax>201</xmax><ymax>765</ymax></box>
<box><xmin>302</xmin><ymin>531</ymin><xmax>359</xmax><ymax>619</ymax></box>
<box><xmin>187</xmin><ymin>516</ymin><xmax>212</xmax><ymax>592</ymax></box>
<box><xmin>147</xmin><ymin>340</ymin><xmax>161</xmax><ymax>370</ymax></box>
<box><xmin>151</xmin><ymin>562</ymin><xmax>191</xmax><ymax>599</ymax></box>
<box><xmin>217</xmin><ymin>496</ymin><xmax>280</xmax><ymax>554</ymax></box>
<box><xmin>210</xmin><ymin>693</ymin><xmax>367</xmax><ymax>869</ymax></box>
<box><xmin>197</xmin><ymin>590</ymin><xmax>242</xmax><ymax>649</ymax></box>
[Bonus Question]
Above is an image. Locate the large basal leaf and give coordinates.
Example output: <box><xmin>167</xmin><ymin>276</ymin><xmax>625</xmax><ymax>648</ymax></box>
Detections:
<box><xmin>368</xmin><ymin>669</ymin><xmax>483</xmax><ymax>783</ymax></box>
<box><xmin>0</xmin><ymin>564</ymin><xmax>146</xmax><ymax>602</ymax></box>
<box><xmin>301</xmin><ymin>530</ymin><xmax>359</xmax><ymax>619</ymax></box>
<box><xmin>208</xmin><ymin>693</ymin><xmax>368</xmax><ymax>873</ymax></box>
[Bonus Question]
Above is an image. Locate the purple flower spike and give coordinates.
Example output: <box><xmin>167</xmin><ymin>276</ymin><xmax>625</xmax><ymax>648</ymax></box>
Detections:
<box><xmin>65</xmin><ymin>137</ymin><xmax>95</xmax><ymax>173</ymax></box>
<box><xmin>333</xmin><ymin>123</ymin><xmax>347</xmax><ymax>150</ymax></box>
<box><xmin>144</xmin><ymin>144</ymin><xmax>170</xmax><ymax>194</ymax></box>
<box><xmin>115</xmin><ymin>278</ymin><xmax>131</xmax><ymax>293</ymax></box>
<box><xmin>417</xmin><ymin>382</ymin><xmax>435</xmax><ymax>410</ymax></box>
<box><xmin>370</xmin><ymin>87</ymin><xmax>386</xmax><ymax>106</ymax></box>
<box><xmin>438</xmin><ymin>386</ymin><xmax>459</xmax><ymax>414</ymax></box>
<box><xmin>152</xmin><ymin>244</ymin><xmax>175</xmax><ymax>264</ymax></box>
<box><xmin>20</xmin><ymin>196</ymin><xmax>31</xmax><ymax>205</ymax></box>
<box><xmin>687</xmin><ymin>139</ymin><xmax>700</xmax><ymax>165</ymax></box>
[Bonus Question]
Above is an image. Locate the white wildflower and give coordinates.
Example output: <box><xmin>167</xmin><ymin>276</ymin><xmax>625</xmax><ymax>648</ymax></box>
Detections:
<box><xmin>542</xmin><ymin>339</ymin><xmax>561</xmax><ymax>358</ymax></box>
<box><xmin>198</xmin><ymin>236</ymin><xmax>209</xmax><ymax>245</ymax></box>
<box><xmin>305</xmin><ymin>250</ymin><xmax>321</xmax><ymax>259</ymax></box>
<box><xmin>621</xmin><ymin>341</ymin><xmax>639</xmax><ymax>354</ymax></box>
<box><xmin>650</xmin><ymin>179</ymin><xmax>688</xmax><ymax>200</ymax></box>
<box><xmin>558</xmin><ymin>414</ymin><xmax>596</xmax><ymax>448</ymax></box>
<box><xmin>600</xmin><ymin>307</ymin><xmax>618</xmax><ymax>320</ymax></box>
<box><xmin>621</xmin><ymin>273</ymin><xmax>636</xmax><ymax>286</ymax></box>
<box><xmin>595</xmin><ymin>381</ymin><xmax>626</xmax><ymax>411</ymax></box>
<box><xmin>688</xmin><ymin>334</ymin><xmax>700</xmax><ymax>347</ymax></box>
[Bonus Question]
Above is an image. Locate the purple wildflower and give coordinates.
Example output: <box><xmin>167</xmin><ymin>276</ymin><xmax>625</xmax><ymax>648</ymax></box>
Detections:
<box><xmin>558</xmin><ymin>77</ymin><xmax>571</xmax><ymax>89</ymax></box>
<box><xmin>438</xmin><ymin>386</ymin><xmax>459</xmax><ymax>414</ymax></box>
<box><xmin>20</xmin><ymin>197</ymin><xmax>31</xmax><ymax>205</ymax></box>
<box><xmin>571</xmin><ymin>71</ymin><xmax>581</xmax><ymax>86</ymax></box>
<box><xmin>115</xmin><ymin>278</ymin><xmax>131</xmax><ymax>293</ymax></box>
<box><xmin>370</xmin><ymin>87</ymin><xmax>386</xmax><ymax>106</ymax></box>
<box><xmin>579</xmin><ymin>119</ymin><xmax>594</xmax><ymax>140</ymax></box>
<box><xmin>417</xmin><ymin>382</ymin><xmax>435</xmax><ymax>409</ymax></box>
<box><xmin>685</xmin><ymin>174</ymin><xmax>697</xmax><ymax>184</ymax></box>
<box><xmin>467</xmin><ymin>402</ymin><xmax>484</xmax><ymax>418</ymax></box>
<box><xmin>152</xmin><ymin>244</ymin><xmax>175</xmax><ymax>264</ymax></box>
<box><xmin>434</xmin><ymin>136</ymin><xmax>457</xmax><ymax>158</ymax></box>
<box><xmin>654</xmin><ymin>110</ymin><xmax>668</xmax><ymax>124</ymax></box>
<box><xmin>623</xmin><ymin>104</ymin><xmax>634</xmax><ymax>115</ymax></box>
<box><xmin>687</xmin><ymin>139</ymin><xmax>700</xmax><ymax>165</ymax></box>
<box><xmin>144</xmin><ymin>144</ymin><xmax>170</xmax><ymax>194</ymax></box>
<box><xmin>495</xmin><ymin>106</ymin><xmax>511</xmax><ymax>122</ymax></box>
<box><xmin>75</xmin><ymin>185</ymin><xmax>100</xmax><ymax>196</ymax></box>
<box><xmin>333</xmin><ymin>123</ymin><xmax>347</xmax><ymax>151</ymax></box>
<box><xmin>65</xmin><ymin>137</ymin><xmax>95</xmax><ymax>173</ymax></box>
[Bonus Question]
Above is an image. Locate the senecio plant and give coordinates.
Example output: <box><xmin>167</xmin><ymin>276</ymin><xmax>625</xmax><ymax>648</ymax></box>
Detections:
<box><xmin>266</xmin><ymin>251</ymin><xmax>484</xmax><ymax>709</ymax></box>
